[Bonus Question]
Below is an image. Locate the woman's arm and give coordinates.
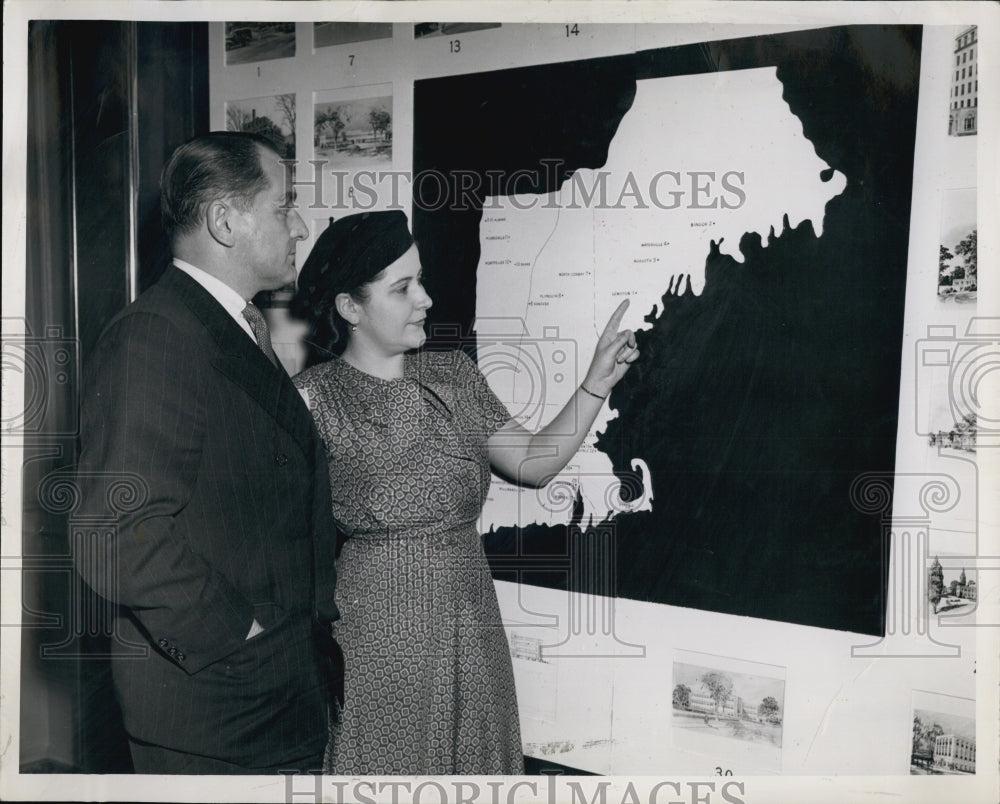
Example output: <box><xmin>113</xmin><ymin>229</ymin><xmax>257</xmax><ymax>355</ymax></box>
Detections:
<box><xmin>487</xmin><ymin>300</ymin><xmax>639</xmax><ymax>487</ymax></box>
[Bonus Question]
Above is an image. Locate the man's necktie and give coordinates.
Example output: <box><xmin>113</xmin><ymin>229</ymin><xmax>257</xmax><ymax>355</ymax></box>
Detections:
<box><xmin>241</xmin><ymin>302</ymin><xmax>279</xmax><ymax>368</ymax></box>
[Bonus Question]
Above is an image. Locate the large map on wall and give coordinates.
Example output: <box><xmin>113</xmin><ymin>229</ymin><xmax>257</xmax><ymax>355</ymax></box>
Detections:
<box><xmin>413</xmin><ymin>26</ymin><xmax>922</xmax><ymax>636</ymax></box>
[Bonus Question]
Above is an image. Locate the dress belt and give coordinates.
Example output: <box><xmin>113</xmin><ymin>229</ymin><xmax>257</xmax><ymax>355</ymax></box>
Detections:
<box><xmin>342</xmin><ymin>521</ymin><xmax>478</xmax><ymax>543</ymax></box>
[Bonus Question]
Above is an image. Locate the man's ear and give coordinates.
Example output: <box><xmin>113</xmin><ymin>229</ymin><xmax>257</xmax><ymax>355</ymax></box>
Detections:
<box><xmin>206</xmin><ymin>199</ymin><xmax>237</xmax><ymax>247</ymax></box>
<box><xmin>335</xmin><ymin>292</ymin><xmax>360</xmax><ymax>326</ymax></box>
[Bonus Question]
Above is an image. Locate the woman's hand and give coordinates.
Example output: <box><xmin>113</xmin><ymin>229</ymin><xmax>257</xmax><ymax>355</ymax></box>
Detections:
<box><xmin>488</xmin><ymin>299</ymin><xmax>640</xmax><ymax>486</ymax></box>
<box><xmin>581</xmin><ymin>299</ymin><xmax>640</xmax><ymax>398</ymax></box>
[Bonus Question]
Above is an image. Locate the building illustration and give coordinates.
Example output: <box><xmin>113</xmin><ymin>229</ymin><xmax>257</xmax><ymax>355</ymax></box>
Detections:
<box><xmin>949</xmin><ymin>26</ymin><xmax>978</xmax><ymax>136</ymax></box>
<box><xmin>933</xmin><ymin>733</ymin><xmax>976</xmax><ymax>774</ymax></box>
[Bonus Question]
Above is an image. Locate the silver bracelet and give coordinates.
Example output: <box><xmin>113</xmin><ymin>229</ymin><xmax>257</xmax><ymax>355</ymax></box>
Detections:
<box><xmin>580</xmin><ymin>384</ymin><xmax>607</xmax><ymax>400</ymax></box>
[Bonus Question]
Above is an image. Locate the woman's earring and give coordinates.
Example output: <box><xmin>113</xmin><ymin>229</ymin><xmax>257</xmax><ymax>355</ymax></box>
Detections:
<box><xmin>350</xmin><ymin>324</ymin><xmax>357</xmax><ymax>333</ymax></box>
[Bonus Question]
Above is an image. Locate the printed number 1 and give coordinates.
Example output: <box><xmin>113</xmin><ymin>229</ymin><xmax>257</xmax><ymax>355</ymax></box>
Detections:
<box><xmin>450</xmin><ymin>39</ymin><xmax>461</xmax><ymax>53</ymax></box>
<box><xmin>565</xmin><ymin>24</ymin><xmax>580</xmax><ymax>37</ymax></box>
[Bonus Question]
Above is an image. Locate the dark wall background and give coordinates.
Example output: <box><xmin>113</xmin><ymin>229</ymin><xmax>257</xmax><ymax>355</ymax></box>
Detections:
<box><xmin>22</xmin><ymin>20</ymin><xmax>208</xmax><ymax>772</ymax></box>
<box><xmin>413</xmin><ymin>26</ymin><xmax>921</xmax><ymax>637</ymax></box>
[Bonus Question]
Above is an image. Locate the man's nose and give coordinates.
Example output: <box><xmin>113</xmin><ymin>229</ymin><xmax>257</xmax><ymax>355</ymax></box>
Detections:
<box><xmin>289</xmin><ymin>209</ymin><xmax>307</xmax><ymax>240</ymax></box>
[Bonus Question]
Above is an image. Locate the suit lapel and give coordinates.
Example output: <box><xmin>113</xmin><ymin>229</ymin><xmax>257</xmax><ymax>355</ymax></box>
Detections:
<box><xmin>158</xmin><ymin>267</ymin><xmax>317</xmax><ymax>464</ymax></box>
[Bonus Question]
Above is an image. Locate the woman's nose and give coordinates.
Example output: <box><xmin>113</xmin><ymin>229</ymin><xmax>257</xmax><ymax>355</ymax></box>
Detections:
<box><xmin>416</xmin><ymin>285</ymin><xmax>433</xmax><ymax>309</ymax></box>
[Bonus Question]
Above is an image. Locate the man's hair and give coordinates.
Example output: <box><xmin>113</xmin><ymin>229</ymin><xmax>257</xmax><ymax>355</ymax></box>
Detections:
<box><xmin>160</xmin><ymin>131</ymin><xmax>281</xmax><ymax>240</ymax></box>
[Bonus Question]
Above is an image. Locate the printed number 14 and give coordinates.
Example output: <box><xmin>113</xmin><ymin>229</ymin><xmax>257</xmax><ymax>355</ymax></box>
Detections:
<box><xmin>565</xmin><ymin>24</ymin><xmax>580</xmax><ymax>37</ymax></box>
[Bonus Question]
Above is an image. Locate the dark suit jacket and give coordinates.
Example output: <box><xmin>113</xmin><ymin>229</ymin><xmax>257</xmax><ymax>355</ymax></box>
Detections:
<box><xmin>75</xmin><ymin>266</ymin><xmax>340</xmax><ymax>768</ymax></box>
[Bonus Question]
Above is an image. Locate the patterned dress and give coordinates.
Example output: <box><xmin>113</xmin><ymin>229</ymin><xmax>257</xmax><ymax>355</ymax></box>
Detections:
<box><xmin>293</xmin><ymin>350</ymin><xmax>524</xmax><ymax>775</ymax></box>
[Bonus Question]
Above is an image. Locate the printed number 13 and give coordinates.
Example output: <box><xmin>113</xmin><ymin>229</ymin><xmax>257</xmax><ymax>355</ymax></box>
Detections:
<box><xmin>450</xmin><ymin>39</ymin><xmax>461</xmax><ymax>53</ymax></box>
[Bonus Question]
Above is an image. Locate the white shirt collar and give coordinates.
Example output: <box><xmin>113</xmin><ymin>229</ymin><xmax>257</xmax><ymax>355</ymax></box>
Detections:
<box><xmin>172</xmin><ymin>259</ymin><xmax>256</xmax><ymax>341</ymax></box>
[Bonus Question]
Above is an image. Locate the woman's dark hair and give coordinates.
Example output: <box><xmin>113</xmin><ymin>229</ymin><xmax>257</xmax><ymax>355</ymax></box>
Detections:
<box><xmin>160</xmin><ymin>131</ymin><xmax>281</xmax><ymax>240</ymax></box>
<box><xmin>291</xmin><ymin>211</ymin><xmax>414</xmax><ymax>366</ymax></box>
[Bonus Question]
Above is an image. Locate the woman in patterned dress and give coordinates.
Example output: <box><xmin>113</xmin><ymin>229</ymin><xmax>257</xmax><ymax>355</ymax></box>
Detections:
<box><xmin>291</xmin><ymin>211</ymin><xmax>639</xmax><ymax>775</ymax></box>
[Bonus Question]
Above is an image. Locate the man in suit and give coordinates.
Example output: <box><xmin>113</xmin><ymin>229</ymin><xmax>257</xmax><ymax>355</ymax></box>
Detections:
<box><xmin>75</xmin><ymin>131</ymin><xmax>340</xmax><ymax>774</ymax></box>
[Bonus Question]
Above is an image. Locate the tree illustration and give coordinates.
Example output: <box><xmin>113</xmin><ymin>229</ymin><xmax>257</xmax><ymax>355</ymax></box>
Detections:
<box><xmin>699</xmin><ymin>671</ymin><xmax>733</xmax><ymax>721</ymax></box>
<box><xmin>921</xmin><ymin>722</ymin><xmax>944</xmax><ymax>754</ymax></box>
<box><xmin>933</xmin><ymin>413</ymin><xmax>977</xmax><ymax>452</ymax></box>
<box><xmin>911</xmin><ymin>715</ymin><xmax>938</xmax><ymax>769</ymax></box>
<box><xmin>953</xmin><ymin>229</ymin><xmax>977</xmax><ymax>284</ymax></box>
<box><xmin>226</xmin><ymin>105</ymin><xmax>253</xmax><ymax>131</ymax></box>
<box><xmin>672</xmin><ymin>683</ymin><xmax>691</xmax><ymax>710</ymax></box>
<box><xmin>241</xmin><ymin>115</ymin><xmax>285</xmax><ymax>155</ymax></box>
<box><xmin>275</xmin><ymin>93</ymin><xmax>295</xmax><ymax>133</ymax></box>
<box><xmin>938</xmin><ymin>244</ymin><xmax>954</xmax><ymax>288</ymax></box>
<box><xmin>759</xmin><ymin>696</ymin><xmax>781</xmax><ymax>724</ymax></box>
<box><xmin>929</xmin><ymin>556</ymin><xmax>944</xmax><ymax>613</ymax></box>
<box><xmin>316</xmin><ymin>107</ymin><xmax>346</xmax><ymax>150</ymax></box>
<box><xmin>226</xmin><ymin>106</ymin><xmax>287</xmax><ymax>156</ymax></box>
<box><xmin>273</xmin><ymin>94</ymin><xmax>296</xmax><ymax>157</ymax></box>
<box><xmin>369</xmin><ymin>106</ymin><xmax>392</xmax><ymax>142</ymax></box>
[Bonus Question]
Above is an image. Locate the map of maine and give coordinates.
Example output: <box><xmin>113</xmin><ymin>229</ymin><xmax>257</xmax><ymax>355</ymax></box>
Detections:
<box><xmin>476</xmin><ymin>68</ymin><xmax>846</xmax><ymax>532</ymax></box>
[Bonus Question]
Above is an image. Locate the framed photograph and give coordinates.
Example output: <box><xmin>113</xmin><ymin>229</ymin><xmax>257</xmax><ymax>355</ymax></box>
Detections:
<box><xmin>414</xmin><ymin>22</ymin><xmax>502</xmax><ymax>39</ymax></box>
<box><xmin>938</xmin><ymin>188</ymin><xmax>977</xmax><ymax>301</ymax></box>
<box><xmin>928</xmin><ymin>554</ymin><xmax>978</xmax><ymax>621</ymax></box>
<box><xmin>225</xmin><ymin>93</ymin><xmax>296</xmax><ymax>159</ymax></box>
<box><xmin>314</xmin><ymin>22</ymin><xmax>392</xmax><ymax>49</ymax></box>
<box><xmin>224</xmin><ymin>22</ymin><xmax>296</xmax><ymax>66</ymax></box>
<box><xmin>313</xmin><ymin>86</ymin><xmax>392</xmax><ymax>170</ymax></box>
<box><xmin>910</xmin><ymin>690</ymin><xmax>976</xmax><ymax>775</ymax></box>
<box><xmin>946</xmin><ymin>26</ymin><xmax>978</xmax><ymax>137</ymax></box>
<box><xmin>671</xmin><ymin>651</ymin><xmax>786</xmax><ymax>773</ymax></box>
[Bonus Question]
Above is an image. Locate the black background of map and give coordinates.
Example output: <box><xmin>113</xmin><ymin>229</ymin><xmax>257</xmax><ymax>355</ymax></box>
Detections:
<box><xmin>413</xmin><ymin>26</ymin><xmax>921</xmax><ymax>636</ymax></box>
